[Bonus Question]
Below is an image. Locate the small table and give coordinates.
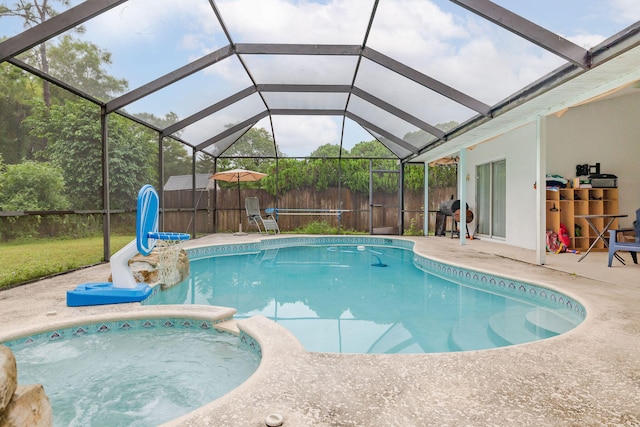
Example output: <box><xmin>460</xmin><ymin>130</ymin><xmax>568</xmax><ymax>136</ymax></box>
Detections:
<box><xmin>575</xmin><ymin>214</ymin><xmax>628</xmax><ymax>263</ymax></box>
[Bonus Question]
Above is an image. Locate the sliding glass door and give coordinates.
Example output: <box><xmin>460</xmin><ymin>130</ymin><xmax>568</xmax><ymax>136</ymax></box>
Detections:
<box><xmin>476</xmin><ymin>160</ymin><xmax>506</xmax><ymax>238</ymax></box>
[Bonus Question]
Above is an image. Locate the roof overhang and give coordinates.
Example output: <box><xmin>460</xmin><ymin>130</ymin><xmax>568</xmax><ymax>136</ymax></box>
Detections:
<box><xmin>411</xmin><ymin>38</ymin><xmax>640</xmax><ymax>164</ymax></box>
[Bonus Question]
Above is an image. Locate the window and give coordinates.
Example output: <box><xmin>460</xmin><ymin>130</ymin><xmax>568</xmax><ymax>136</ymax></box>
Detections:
<box><xmin>476</xmin><ymin>160</ymin><xmax>506</xmax><ymax>238</ymax></box>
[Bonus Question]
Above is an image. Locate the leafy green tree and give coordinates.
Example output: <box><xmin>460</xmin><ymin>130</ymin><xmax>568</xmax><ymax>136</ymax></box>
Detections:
<box><xmin>340</xmin><ymin>158</ymin><xmax>370</xmax><ymax>194</ymax></box>
<box><xmin>134</xmin><ymin>111</ymin><xmax>180</xmax><ymax>130</ymax></box>
<box><xmin>341</xmin><ymin>141</ymin><xmax>399</xmax><ymax>194</ymax></box>
<box><xmin>347</xmin><ymin>139</ymin><xmax>395</xmax><ymax>158</ymax></box>
<box><xmin>402</xmin><ymin>159</ymin><xmax>456</xmax><ymax>191</ymax></box>
<box><xmin>211</xmin><ymin>127</ymin><xmax>280</xmax><ymax>190</ymax></box>
<box><xmin>0</xmin><ymin>160</ymin><xmax>68</xmax><ymax>210</ymax></box>
<box><xmin>0</xmin><ymin>62</ymin><xmax>41</xmax><ymax>162</ymax></box>
<box><xmin>310</xmin><ymin>143</ymin><xmax>341</xmax><ymax>158</ymax></box>
<box><xmin>435</xmin><ymin>121</ymin><xmax>459</xmax><ymax>132</ymax></box>
<box><xmin>131</xmin><ymin>111</ymin><xmax>193</xmax><ymax>181</ymax></box>
<box><xmin>195</xmin><ymin>152</ymin><xmax>215</xmax><ymax>174</ymax></box>
<box><xmin>106</xmin><ymin>115</ymin><xmax>158</xmax><ymax>208</ymax></box>
<box><xmin>47</xmin><ymin>35</ymin><xmax>127</xmax><ymax>101</ymax></box>
<box><xmin>218</xmin><ymin>127</ymin><xmax>280</xmax><ymax>171</ymax></box>
<box><xmin>1</xmin><ymin>0</ymin><xmax>77</xmax><ymax>106</ymax></box>
<box><xmin>163</xmin><ymin>138</ymin><xmax>192</xmax><ymax>179</ymax></box>
<box><xmin>262</xmin><ymin>158</ymin><xmax>310</xmax><ymax>195</ymax></box>
<box><xmin>429</xmin><ymin>164</ymin><xmax>457</xmax><ymax>188</ymax></box>
<box><xmin>309</xmin><ymin>158</ymin><xmax>340</xmax><ymax>191</ymax></box>
<box><xmin>403</xmin><ymin>121</ymin><xmax>458</xmax><ymax>189</ymax></box>
<box><xmin>404</xmin><ymin>163</ymin><xmax>425</xmax><ymax>192</ymax></box>
<box><xmin>308</xmin><ymin>144</ymin><xmax>341</xmax><ymax>191</ymax></box>
<box><xmin>25</xmin><ymin>100</ymin><xmax>156</xmax><ymax>209</ymax></box>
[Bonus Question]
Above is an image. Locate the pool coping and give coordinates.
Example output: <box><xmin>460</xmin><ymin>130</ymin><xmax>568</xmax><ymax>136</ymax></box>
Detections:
<box><xmin>184</xmin><ymin>236</ymin><xmax>586</xmax><ymax>320</ymax></box>
<box><xmin>0</xmin><ymin>306</ymin><xmax>238</xmax><ymax>348</ymax></box>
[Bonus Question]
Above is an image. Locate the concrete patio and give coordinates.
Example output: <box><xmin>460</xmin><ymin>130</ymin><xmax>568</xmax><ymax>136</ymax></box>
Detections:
<box><xmin>0</xmin><ymin>234</ymin><xmax>638</xmax><ymax>426</ymax></box>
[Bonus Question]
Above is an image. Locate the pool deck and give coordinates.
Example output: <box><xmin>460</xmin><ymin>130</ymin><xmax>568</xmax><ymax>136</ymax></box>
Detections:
<box><xmin>1</xmin><ymin>234</ymin><xmax>639</xmax><ymax>426</ymax></box>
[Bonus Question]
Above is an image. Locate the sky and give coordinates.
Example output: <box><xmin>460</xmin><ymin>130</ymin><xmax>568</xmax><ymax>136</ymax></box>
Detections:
<box><xmin>2</xmin><ymin>0</ymin><xmax>640</xmax><ymax>157</ymax></box>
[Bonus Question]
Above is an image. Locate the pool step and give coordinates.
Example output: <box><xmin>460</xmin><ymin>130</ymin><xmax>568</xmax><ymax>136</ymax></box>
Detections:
<box><xmin>488</xmin><ymin>307</ymin><xmax>559</xmax><ymax>345</ymax></box>
<box><xmin>450</xmin><ymin>306</ymin><xmax>574</xmax><ymax>351</ymax></box>
<box><xmin>449</xmin><ymin>313</ymin><xmax>502</xmax><ymax>351</ymax></box>
<box><xmin>524</xmin><ymin>308</ymin><xmax>576</xmax><ymax>336</ymax></box>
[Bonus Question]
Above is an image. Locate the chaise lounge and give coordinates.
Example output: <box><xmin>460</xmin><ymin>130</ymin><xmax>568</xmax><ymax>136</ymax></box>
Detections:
<box><xmin>245</xmin><ymin>197</ymin><xmax>280</xmax><ymax>235</ymax></box>
<box><xmin>608</xmin><ymin>208</ymin><xmax>640</xmax><ymax>267</ymax></box>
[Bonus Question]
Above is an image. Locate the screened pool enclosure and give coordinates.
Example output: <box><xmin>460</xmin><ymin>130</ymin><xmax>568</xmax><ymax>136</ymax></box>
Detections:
<box><xmin>1</xmin><ymin>0</ymin><xmax>639</xmax><ymax>263</ymax></box>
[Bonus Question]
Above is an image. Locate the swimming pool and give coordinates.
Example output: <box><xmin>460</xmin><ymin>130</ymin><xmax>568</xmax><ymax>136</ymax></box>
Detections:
<box><xmin>145</xmin><ymin>237</ymin><xmax>586</xmax><ymax>354</ymax></box>
<box><xmin>4</xmin><ymin>317</ymin><xmax>260</xmax><ymax>427</ymax></box>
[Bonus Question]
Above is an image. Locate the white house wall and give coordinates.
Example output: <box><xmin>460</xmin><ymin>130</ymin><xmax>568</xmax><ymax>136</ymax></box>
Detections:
<box><xmin>546</xmin><ymin>92</ymin><xmax>640</xmax><ymax>228</ymax></box>
<box><xmin>461</xmin><ymin>90</ymin><xmax>640</xmax><ymax>252</ymax></box>
<box><xmin>464</xmin><ymin>123</ymin><xmax>539</xmax><ymax>249</ymax></box>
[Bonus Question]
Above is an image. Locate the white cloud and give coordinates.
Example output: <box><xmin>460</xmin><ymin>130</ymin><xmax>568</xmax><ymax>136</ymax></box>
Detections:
<box><xmin>367</xmin><ymin>0</ymin><xmax>468</xmax><ymax>50</ymax></box>
<box><xmin>84</xmin><ymin>0</ymin><xmax>209</xmax><ymax>45</ymax></box>
<box><xmin>178</xmin><ymin>112</ymin><xmax>341</xmax><ymax>158</ymax></box>
<box><xmin>365</xmin><ymin>3</ymin><xmax>576</xmax><ymax>107</ymax></box>
<box><xmin>566</xmin><ymin>33</ymin><xmax>607</xmax><ymax>50</ymax></box>
<box><xmin>609</xmin><ymin>0</ymin><xmax>640</xmax><ymax>25</ymax></box>
<box><xmin>215</xmin><ymin>0</ymin><xmax>374</xmax><ymax>44</ymax></box>
<box><xmin>69</xmin><ymin>0</ymin><xmax>634</xmax><ymax>147</ymax></box>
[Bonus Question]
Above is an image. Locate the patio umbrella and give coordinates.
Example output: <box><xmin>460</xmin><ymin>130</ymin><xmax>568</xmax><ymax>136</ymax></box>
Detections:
<box><xmin>211</xmin><ymin>168</ymin><xmax>267</xmax><ymax>234</ymax></box>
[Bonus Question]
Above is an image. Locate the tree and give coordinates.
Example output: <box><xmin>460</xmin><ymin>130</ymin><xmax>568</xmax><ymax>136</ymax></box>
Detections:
<box><xmin>404</xmin><ymin>121</ymin><xmax>459</xmax><ymax>189</ymax></box>
<box><xmin>347</xmin><ymin>139</ymin><xmax>395</xmax><ymax>158</ymax></box>
<box><xmin>25</xmin><ymin>100</ymin><xmax>157</xmax><ymax>209</ymax></box>
<box><xmin>163</xmin><ymin>138</ymin><xmax>192</xmax><ymax>180</ymax></box>
<box><xmin>47</xmin><ymin>35</ymin><xmax>128</xmax><ymax>101</ymax></box>
<box><xmin>132</xmin><ymin>112</ymin><xmax>193</xmax><ymax>181</ymax></box>
<box><xmin>218</xmin><ymin>127</ymin><xmax>280</xmax><ymax>171</ymax></box>
<box><xmin>342</xmin><ymin>141</ymin><xmax>399</xmax><ymax>194</ymax></box>
<box><xmin>213</xmin><ymin>127</ymin><xmax>280</xmax><ymax>191</ymax></box>
<box><xmin>1</xmin><ymin>0</ymin><xmax>77</xmax><ymax>106</ymax></box>
<box><xmin>134</xmin><ymin>111</ymin><xmax>180</xmax><ymax>130</ymax></box>
<box><xmin>429</xmin><ymin>164</ymin><xmax>457</xmax><ymax>188</ymax></box>
<box><xmin>0</xmin><ymin>61</ymin><xmax>41</xmax><ymax>162</ymax></box>
<box><xmin>262</xmin><ymin>158</ymin><xmax>312</xmax><ymax>195</ymax></box>
<box><xmin>0</xmin><ymin>160</ymin><xmax>68</xmax><ymax>210</ymax></box>
<box><xmin>196</xmin><ymin>152</ymin><xmax>215</xmax><ymax>174</ymax></box>
<box><xmin>404</xmin><ymin>163</ymin><xmax>425</xmax><ymax>192</ymax></box>
<box><xmin>307</xmin><ymin>144</ymin><xmax>341</xmax><ymax>191</ymax></box>
<box><xmin>310</xmin><ymin>143</ymin><xmax>341</xmax><ymax>158</ymax></box>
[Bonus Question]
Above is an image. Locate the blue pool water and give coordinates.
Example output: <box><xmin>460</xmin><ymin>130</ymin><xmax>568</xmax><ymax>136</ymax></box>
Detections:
<box><xmin>8</xmin><ymin>323</ymin><xmax>260</xmax><ymax>427</ymax></box>
<box><xmin>145</xmin><ymin>244</ymin><xmax>585</xmax><ymax>353</ymax></box>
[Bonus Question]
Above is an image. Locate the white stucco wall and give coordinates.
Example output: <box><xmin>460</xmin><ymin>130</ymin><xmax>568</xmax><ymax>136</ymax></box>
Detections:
<box><xmin>546</xmin><ymin>93</ymin><xmax>640</xmax><ymax>228</ymax></box>
<box><xmin>461</xmin><ymin>90</ymin><xmax>640</xmax><ymax>251</ymax></box>
<box><xmin>464</xmin><ymin>123</ymin><xmax>539</xmax><ymax>249</ymax></box>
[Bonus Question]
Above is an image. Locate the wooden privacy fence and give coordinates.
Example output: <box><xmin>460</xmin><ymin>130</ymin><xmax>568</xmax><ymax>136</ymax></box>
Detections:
<box><xmin>160</xmin><ymin>187</ymin><xmax>456</xmax><ymax>235</ymax></box>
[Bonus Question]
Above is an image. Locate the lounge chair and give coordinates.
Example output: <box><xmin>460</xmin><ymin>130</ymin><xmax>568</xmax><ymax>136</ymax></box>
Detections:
<box><xmin>607</xmin><ymin>208</ymin><xmax>640</xmax><ymax>267</ymax></box>
<box><xmin>245</xmin><ymin>197</ymin><xmax>280</xmax><ymax>234</ymax></box>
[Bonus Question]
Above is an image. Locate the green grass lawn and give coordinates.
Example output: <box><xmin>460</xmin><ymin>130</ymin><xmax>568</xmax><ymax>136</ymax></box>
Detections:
<box><xmin>0</xmin><ymin>235</ymin><xmax>134</xmax><ymax>289</ymax></box>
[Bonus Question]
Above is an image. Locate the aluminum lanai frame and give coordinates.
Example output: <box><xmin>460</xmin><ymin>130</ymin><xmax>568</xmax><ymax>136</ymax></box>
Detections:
<box><xmin>1</xmin><ymin>0</ymin><xmax>640</xmax><ymax>260</ymax></box>
<box><xmin>1</xmin><ymin>0</ymin><xmax>619</xmax><ymax>163</ymax></box>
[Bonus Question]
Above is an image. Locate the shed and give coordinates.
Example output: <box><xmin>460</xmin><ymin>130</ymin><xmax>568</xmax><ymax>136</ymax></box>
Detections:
<box><xmin>164</xmin><ymin>174</ymin><xmax>216</xmax><ymax>192</ymax></box>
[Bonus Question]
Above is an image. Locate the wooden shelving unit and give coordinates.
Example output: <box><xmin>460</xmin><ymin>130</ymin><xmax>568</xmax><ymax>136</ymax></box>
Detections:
<box><xmin>546</xmin><ymin>188</ymin><xmax>619</xmax><ymax>251</ymax></box>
